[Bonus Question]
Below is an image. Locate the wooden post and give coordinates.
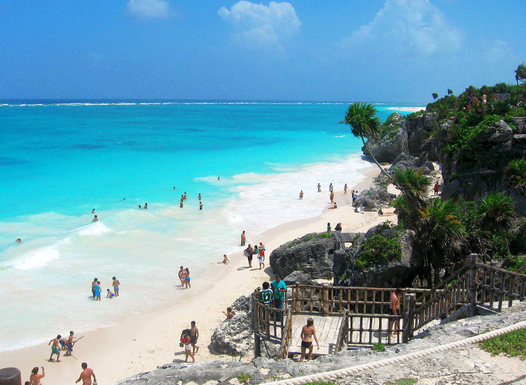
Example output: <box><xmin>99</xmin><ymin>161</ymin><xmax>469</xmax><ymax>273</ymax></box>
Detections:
<box><xmin>470</xmin><ymin>253</ymin><xmax>478</xmax><ymax>317</ymax></box>
<box><xmin>0</xmin><ymin>368</ymin><xmax>21</xmax><ymax>385</ymax></box>
<box><xmin>254</xmin><ymin>334</ymin><xmax>261</xmax><ymax>357</ymax></box>
<box><xmin>322</xmin><ymin>287</ymin><xmax>329</xmax><ymax>315</ymax></box>
<box><xmin>402</xmin><ymin>293</ymin><xmax>415</xmax><ymax>343</ymax></box>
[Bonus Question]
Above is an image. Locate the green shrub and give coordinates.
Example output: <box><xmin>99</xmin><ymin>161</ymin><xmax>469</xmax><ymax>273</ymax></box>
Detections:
<box><xmin>355</xmin><ymin>232</ymin><xmax>402</xmax><ymax>269</ymax></box>
<box><xmin>479</xmin><ymin>329</ymin><xmax>526</xmax><ymax>359</ymax></box>
<box><xmin>237</xmin><ymin>373</ymin><xmax>251</xmax><ymax>384</ymax></box>
<box><xmin>372</xmin><ymin>342</ymin><xmax>385</xmax><ymax>352</ymax></box>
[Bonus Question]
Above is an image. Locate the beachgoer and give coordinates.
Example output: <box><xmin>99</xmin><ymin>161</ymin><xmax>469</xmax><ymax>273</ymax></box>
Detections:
<box><xmin>378</xmin><ymin>209</ymin><xmax>384</xmax><ymax>215</ymax></box>
<box><xmin>389</xmin><ymin>289</ymin><xmax>403</xmax><ymax>336</ymax></box>
<box><xmin>180</xmin><ymin>199</ymin><xmax>183</xmax><ymax>208</ymax></box>
<box><xmin>327</xmin><ymin>222</ymin><xmax>331</xmax><ymax>232</ymax></box>
<box><xmin>223</xmin><ymin>307</ymin><xmax>235</xmax><ymax>319</ymax></box>
<box><xmin>112</xmin><ymin>276</ymin><xmax>120</xmax><ymax>297</ymax></box>
<box><xmin>258</xmin><ymin>242</ymin><xmax>265</xmax><ymax>270</ymax></box>
<box><xmin>329</xmin><ymin>183</ymin><xmax>333</xmax><ymax>192</ymax></box>
<box><xmin>199</xmin><ymin>202</ymin><xmax>203</xmax><ymax>210</ymax></box>
<box><xmin>91</xmin><ymin>209</ymin><xmax>95</xmax><ymax>214</ymax></box>
<box><xmin>48</xmin><ymin>335</ymin><xmax>61</xmax><ymax>362</ymax></box>
<box><xmin>253</xmin><ymin>245</ymin><xmax>259</xmax><ymax>263</ymax></box>
<box><xmin>217</xmin><ymin>254</ymin><xmax>230</xmax><ymax>264</ymax></box>
<box><xmin>91</xmin><ymin>278</ymin><xmax>98</xmax><ymax>297</ymax></box>
<box><xmin>144</xmin><ymin>203</ymin><xmax>148</xmax><ymax>209</ymax></box>
<box><xmin>15</xmin><ymin>238</ymin><xmax>22</xmax><ymax>243</ymax></box>
<box><xmin>317</xmin><ymin>183</ymin><xmax>321</xmax><ymax>192</ymax></box>
<box><xmin>184</xmin><ymin>268</ymin><xmax>191</xmax><ymax>289</ymax></box>
<box><xmin>217</xmin><ymin>176</ymin><xmax>221</xmax><ymax>180</ymax></box>
<box><xmin>241</xmin><ymin>230</ymin><xmax>246</xmax><ymax>246</ymax></box>
<box><xmin>329</xmin><ymin>202</ymin><xmax>337</xmax><ymax>209</ymax></box>
<box><xmin>433</xmin><ymin>182</ymin><xmax>439</xmax><ymax>195</ymax></box>
<box><xmin>198</xmin><ymin>193</ymin><xmax>202</xmax><ymax>200</ymax></box>
<box><xmin>335</xmin><ymin>223</ymin><xmax>342</xmax><ymax>232</ymax></box>
<box><xmin>64</xmin><ymin>330</ymin><xmax>80</xmax><ymax>356</ymax></box>
<box><xmin>344</xmin><ymin>183</ymin><xmax>348</xmax><ymax>194</ymax></box>
<box><xmin>138</xmin><ymin>205</ymin><xmax>142</xmax><ymax>209</ymax></box>
<box><xmin>183</xmin><ymin>192</ymin><xmax>187</xmax><ymax>200</ymax></box>
<box><xmin>300</xmin><ymin>317</ymin><xmax>320</xmax><ymax>361</ymax></box>
<box><xmin>299</xmin><ymin>190</ymin><xmax>304</xmax><ymax>200</ymax></box>
<box><xmin>75</xmin><ymin>362</ymin><xmax>96</xmax><ymax>385</ymax></box>
<box><xmin>106</xmin><ymin>289</ymin><xmax>115</xmax><ymax>298</ymax></box>
<box><xmin>30</xmin><ymin>367</ymin><xmax>45</xmax><ymax>385</ymax></box>
<box><xmin>259</xmin><ymin>281</ymin><xmax>273</xmax><ymax>306</ymax></box>
<box><xmin>178</xmin><ymin>266</ymin><xmax>186</xmax><ymax>286</ymax></box>
<box><xmin>190</xmin><ymin>321</ymin><xmax>199</xmax><ymax>354</ymax></box>
<box><xmin>181</xmin><ymin>331</ymin><xmax>194</xmax><ymax>362</ymax></box>
<box><xmin>330</xmin><ymin>191</ymin><xmax>334</xmax><ymax>203</ymax></box>
<box><xmin>92</xmin><ymin>215</ymin><xmax>98</xmax><ymax>222</ymax></box>
<box><xmin>94</xmin><ymin>281</ymin><xmax>101</xmax><ymax>301</ymax></box>
<box><xmin>244</xmin><ymin>244</ymin><xmax>254</xmax><ymax>268</ymax></box>
<box><xmin>270</xmin><ymin>275</ymin><xmax>287</xmax><ymax>310</ymax></box>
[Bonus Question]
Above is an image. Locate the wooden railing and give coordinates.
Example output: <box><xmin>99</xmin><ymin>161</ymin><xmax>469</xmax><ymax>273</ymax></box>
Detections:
<box><xmin>475</xmin><ymin>262</ymin><xmax>526</xmax><ymax>311</ymax></box>
<box><xmin>334</xmin><ymin>310</ymin><xmax>349</xmax><ymax>352</ymax></box>
<box><xmin>251</xmin><ymin>293</ymin><xmax>287</xmax><ymax>342</ymax></box>
<box><xmin>279</xmin><ymin>310</ymin><xmax>293</xmax><ymax>359</ymax></box>
<box><xmin>347</xmin><ymin>313</ymin><xmax>403</xmax><ymax>346</ymax></box>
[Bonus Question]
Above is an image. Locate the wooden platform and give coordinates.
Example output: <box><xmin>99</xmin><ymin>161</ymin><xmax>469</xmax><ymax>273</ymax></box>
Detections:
<box><xmin>288</xmin><ymin>314</ymin><xmax>344</xmax><ymax>356</ymax></box>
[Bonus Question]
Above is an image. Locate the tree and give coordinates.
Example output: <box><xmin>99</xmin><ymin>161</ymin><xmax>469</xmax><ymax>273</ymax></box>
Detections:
<box><xmin>413</xmin><ymin>198</ymin><xmax>465</xmax><ymax>286</ymax></box>
<box><xmin>432</xmin><ymin>92</ymin><xmax>438</xmax><ymax>101</ymax></box>
<box><xmin>514</xmin><ymin>63</ymin><xmax>526</xmax><ymax>85</ymax></box>
<box><xmin>448</xmin><ymin>89</ymin><xmax>453</xmax><ymax>95</ymax></box>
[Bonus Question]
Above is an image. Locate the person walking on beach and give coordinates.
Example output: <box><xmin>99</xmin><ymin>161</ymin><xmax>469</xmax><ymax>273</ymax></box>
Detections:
<box><xmin>190</xmin><ymin>321</ymin><xmax>199</xmax><ymax>354</ymax></box>
<box><xmin>270</xmin><ymin>275</ymin><xmax>287</xmax><ymax>310</ymax></box>
<box><xmin>330</xmin><ymin>191</ymin><xmax>334</xmax><ymax>203</ymax></box>
<box><xmin>253</xmin><ymin>244</ymin><xmax>259</xmax><ymax>264</ymax></box>
<box><xmin>181</xmin><ymin>331</ymin><xmax>194</xmax><ymax>362</ymax></box>
<box><xmin>300</xmin><ymin>317</ymin><xmax>320</xmax><ymax>362</ymax></box>
<box><xmin>244</xmin><ymin>244</ymin><xmax>254</xmax><ymax>268</ymax></box>
<box><xmin>75</xmin><ymin>362</ymin><xmax>96</xmax><ymax>385</ymax></box>
<box><xmin>240</xmin><ymin>230</ymin><xmax>246</xmax><ymax>246</ymax></box>
<box><xmin>389</xmin><ymin>289</ymin><xmax>403</xmax><ymax>337</ymax></box>
<box><xmin>317</xmin><ymin>183</ymin><xmax>321</xmax><ymax>192</ymax></box>
<box><xmin>48</xmin><ymin>335</ymin><xmax>61</xmax><ymax>362</ymax></box>
<box><xmin>178</xmin><ymin>266</ymin><xmax>186</xmax><ymax>286</ymax></box>
<box><xmin>329</xmin><ymin>183</ymin><xmax>333</xmax><ymax>192</ymax></box>
<box><xmin>64</xmin><ymin>330</ymin><xmax>80</xmax><ymax>356</ymax></box>
<box><xmin>258</xmin><ymin>242</ymin><xmax>266</xmax><ymax>270</ymax></box>
<box><xmin>30</xmin><ymin>367</ymin><xmax>45</xmax><ymax>385</ymax></box>
<box><xmin>184</xmin><ymin>268</ymin><xmax>191</xmax><ymax>289</ymax></box>
<box><xmin>344</xmin><ymin>183</ymin><xmax>348</xmax><ymax>194</ymax></box>
<box><xmin>112</xmin><ymin>276</ymin><xmax>120</xmax><ymax>297</ymax></box>
<box><xmin>299</xmin><ymin>190</ymin><xmax>304</xmax><ymax>200</ymax></box>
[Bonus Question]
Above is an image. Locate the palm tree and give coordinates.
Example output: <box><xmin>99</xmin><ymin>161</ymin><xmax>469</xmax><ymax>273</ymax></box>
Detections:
<box><xmin>515</xmin><ymin>63</ymin><xmax>526</xmax><ymax>85</ymax></box>
<box><xmin>414</xmin><ymin>198</ymin><xmax>465</xmax><ymax>286</ymax></box>
<box><xmin>447</xmin><ymin>89</ymin><xmax>453</xmax><ymax>96</ymax></box>
<box><xmin>344</xmin><ymin>102</ymin><xmax>392</xmax><ymax>181</ymax></box>
<box><xmin>478</xmin><ymin>192</ymin><xmax>515</xmax><ymax>234</ymax></box>
<box><xmin>432</xmin><ymin>92</ymin><xmax>439</xmax><ymax>101</ymax></box>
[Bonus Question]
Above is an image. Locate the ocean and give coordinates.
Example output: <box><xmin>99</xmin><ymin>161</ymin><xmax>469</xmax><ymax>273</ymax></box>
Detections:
<box><xmin>0</xmin><ymin>101</ymin><xmax>420</xmax><ymax>352</ymax></box>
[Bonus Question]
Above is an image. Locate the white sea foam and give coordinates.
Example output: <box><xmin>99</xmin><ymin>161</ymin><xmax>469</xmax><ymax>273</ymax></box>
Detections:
<box><xmin>387</xmin><ymin>106</ymin><xmax>425</xmax><ymax>112</ymax></box>
<box><xmin>76</xmin><ymin>221</ymin><xmax>112</xmax><ymax>236</ymax></box>
<box><xmin>13</xmin><ymin>241</ymin><xmax>66</xmax><ymax>270</ymax></box>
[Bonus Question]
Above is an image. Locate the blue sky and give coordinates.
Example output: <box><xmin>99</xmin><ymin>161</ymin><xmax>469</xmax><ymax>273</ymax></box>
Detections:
<box><xmin>0</xmin><ymin>0</ymin><xmax>525</xmax><ymax>102</ymax></box>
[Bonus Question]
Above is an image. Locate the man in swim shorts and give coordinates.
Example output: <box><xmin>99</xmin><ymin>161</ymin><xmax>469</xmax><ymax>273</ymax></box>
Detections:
<box><xmin>48</xmin><ymin>335</ymin><xmax>61</xmax><ymax>362</ymax></box>
<box><xmin>75</xmin><ymin>362</ymin><xmax>96</xmax><ymax>385</ymax></box>
<box><xmin>178</xmin><ymin>266</ymin><xmax>186</xmax><ymax>286</ymax></box>
<box><xmin>244</xmin><ymin>244</ymin><xmax>254</xmax><ymax>268</ymax></box>
<box><xmin>112</xmin><ymin>276</ymin><xmax>120</xmax><ymax>297</ymax></box>
<box><xmin>300</xmin><ymin>317</ymin><xmax>319</xmax><ymax>361</ymax></box>
<box><xmin>190</xmin><ymin>321</ymin><xmax>199</xmax><ymax>354</ymax></box>
<box><xmin>240</xmin><ymin>230</ymin><xmax>246</xmax><ymax>246</ymax></box>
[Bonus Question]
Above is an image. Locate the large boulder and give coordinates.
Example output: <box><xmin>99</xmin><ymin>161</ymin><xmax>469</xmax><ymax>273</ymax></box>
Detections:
<box><xmin>210</xmin><ymin>296</ymin><xmax>253</xmax><ymax>357</ymax></box>
<box><xmin>366</xmin><ymin>113</ymin><xmax>409</xmax><ymax>163</ymax></box>
<box><xmin>269</xmin><ymin>233</ymin><xmax>334</xmax><ymax>279</ymax></box>
<box><xmin>352</xmin><ymin>186</ymin><xmax>396</xmax><ymax>211</ymax></box>
<box><xmin>283</xmin><ymin>271</ymin><xmax>313</xmax><ymax>285</ymax></box>
<box><xmin>334</xmin><ymin>226</ymin><xmax>417</xmax><ymax>288</ymax></box>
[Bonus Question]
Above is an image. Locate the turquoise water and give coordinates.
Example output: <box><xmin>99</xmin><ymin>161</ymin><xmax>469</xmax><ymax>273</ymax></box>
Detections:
<box><xmin>0</xmin><ymin>101</ymin><xmax>419</xmax><ymax>351</ymax></box>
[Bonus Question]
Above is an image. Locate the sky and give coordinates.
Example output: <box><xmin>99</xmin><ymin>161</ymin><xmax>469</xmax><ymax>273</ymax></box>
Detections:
<box><xmin>0</xmin><ymin>0</ymin><xmax>525</xmax><ymax>103</ymax></box>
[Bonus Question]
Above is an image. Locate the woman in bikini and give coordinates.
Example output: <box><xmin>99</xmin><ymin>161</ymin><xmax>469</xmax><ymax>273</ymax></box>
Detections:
<box><xmin>300</xmin><ymin>317</ymin><xmax>319</xmax><ymax>361</ymax></box>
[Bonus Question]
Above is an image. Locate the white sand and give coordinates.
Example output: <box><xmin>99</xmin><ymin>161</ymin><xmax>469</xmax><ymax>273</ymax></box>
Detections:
<box><xmin>0</xmin><ymin>165</ymin><xmax>401</xmax><ymax>385</ymax></box>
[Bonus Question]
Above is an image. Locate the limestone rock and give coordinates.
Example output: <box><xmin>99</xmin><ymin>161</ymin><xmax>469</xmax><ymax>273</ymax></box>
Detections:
<box><xmin>352</xmin><ymin>186</ymin><xmax>396</xmax><ymax>211</ymax></box>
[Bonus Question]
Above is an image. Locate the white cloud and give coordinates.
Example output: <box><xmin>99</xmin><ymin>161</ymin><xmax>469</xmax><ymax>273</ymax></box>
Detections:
<box><xmin>126</xmin><ymin>0</ymin><xmax>171</xmax><ymax>20</ymax></box>
<box><xmin>218</xmin><ymin>1</ymin><xmax>301</xmax><ymax>48</ymax></box>
<box><xmin>343</xmin><ymin>0</ymin><xmax>462</xmax><ymax>57</ymax></box>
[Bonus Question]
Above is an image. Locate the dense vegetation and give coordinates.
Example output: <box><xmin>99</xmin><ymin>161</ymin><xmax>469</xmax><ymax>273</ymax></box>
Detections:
<box><xmin>356</xmin><ymin>222</ymin><xmax>402</xmax><ymax>269</ymax></box>
<box><xmin>479</xmin><ymin>329</ymin><xmax>526</xmax><ymax>360</ymax></box>
<box><xmin>344</xmin><ymin>70</ymin><xmax>526</xmax><ymax>286</ymax></box>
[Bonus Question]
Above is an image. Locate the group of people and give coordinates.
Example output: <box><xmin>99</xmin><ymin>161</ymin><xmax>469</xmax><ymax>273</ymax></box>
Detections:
<box><xmin>27</xmin><ymin>363</ymin><xmax>96</xmax><ymax>385</ymax></box>
<box><xmin>48</xmin><ymin>331</ymin><xmax>82</xmax><ymax>362</ymax></box>
<box><xmin>91</xmin><ymin>276</ymin><xmax>120</xmax><ymax>300</ymax></box>
<box><xmin>178</xmin><ymin>266</ymin><xmax>192</xmax><ymax>288</ymax></box>
<box><xmin>243</xmin><ymin>242</ymin><xmax>266</xmax><ymax>269</ymax></box>
<box><xmin>179</xmin><ymin>191</ymin><xmax>204</xmax><ymax>210</ymax></box>
<box><xmin>179</xmin><ymin>321</ymin><xmax>199</xmax><ymax>362</ymax></box>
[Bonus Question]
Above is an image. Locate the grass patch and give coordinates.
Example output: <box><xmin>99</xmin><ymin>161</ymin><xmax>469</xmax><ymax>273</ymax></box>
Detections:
<box><xmin>479</xmin><ymin>329</ymin><xmax>526</xmax><ymax>360</ymax></box>
<box><xmin>237</xmin><ymin>372</ymin><xmax>251</xmax><ymax>384</ymax></box>
<box><xmin>384</xmin><ymin>379</ymin><xmax>417</xmax><ymax>385</ymax></box>
<box><xmin>372</xmin><ymin>342</ymin><xmax>385</xmax><ymax>352</ymax></box>
<box><xmin>287</xmin><ymin>232</ymin><xmax>332</xmax><ymax>248</ymax></box>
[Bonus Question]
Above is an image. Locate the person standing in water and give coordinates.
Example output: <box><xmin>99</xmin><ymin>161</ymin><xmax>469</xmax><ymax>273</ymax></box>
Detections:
<box><xmin>112</xmin><ymin>276</ymin><xmax>120</xmax><ymax>297</ymax></box>
<box><xmin>241</xmin><ymin>230</ymin><xmax>246</xmax><ymax>246</ymax></box>
<box><xmin>300</xmin><ymin>317</ymin><xmax>319</xmax><ymax>361</ymax></box>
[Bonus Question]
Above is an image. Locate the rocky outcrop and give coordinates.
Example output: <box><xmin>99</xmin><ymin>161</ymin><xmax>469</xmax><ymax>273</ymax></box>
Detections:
<box><xmin>210</xmin><ymin>296</ymin><xmax>253</xmax><ymax>357</ymax></box>
<box><xmin>283</xmin><ymin>271</ymin><xmax>313</xmax><ymax>285</ymax></box>
<box><xmin>366</xmin><ymin>113</ymin><xmax>409</xmax><ymax>163</ymax></box>
<box><xmin>334</xmin><ymin>226</ymin><xmax>417</xmax><ymax>288</ymax></box>
<box><xmin>352</xmin><ymin>186</ymin><xmax>396</xmax><ymax>211</ymax></box>
<box><xmin>269</xmin><ymin>234</ymin><xmax>334</xmax><ymax>279</ymax></box>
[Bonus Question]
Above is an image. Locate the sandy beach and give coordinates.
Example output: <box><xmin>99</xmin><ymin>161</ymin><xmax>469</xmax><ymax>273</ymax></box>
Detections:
<box><xmin>0</xmin><ymin>165</ymin><xmax>398</xmax><ymax>385</ymax></box>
